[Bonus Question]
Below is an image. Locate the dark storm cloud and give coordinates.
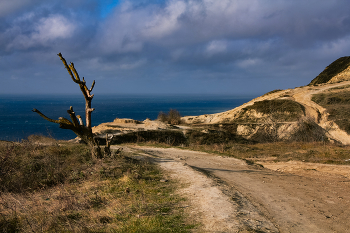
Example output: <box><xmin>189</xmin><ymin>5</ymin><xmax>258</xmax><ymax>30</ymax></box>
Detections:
<box><xmin>1</xmin><ymin>0</ymin><xmax>350</xmax><ymax>95</ymax></box>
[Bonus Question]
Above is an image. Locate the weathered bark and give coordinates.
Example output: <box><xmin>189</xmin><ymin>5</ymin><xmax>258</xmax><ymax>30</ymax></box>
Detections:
<box><xmin>104</xmin><ymin>134</ymin><xmax>118</xmax><ymax>157</ymax></box>
<box><xmin>33</xmin><ymin>53</ymin><xmax>102</xmax><ymax>158</ymax></box>
<box><xmin>57</xmin><ymin>53</ymin><xmax>95</xmax><ymax>129</ymax></box>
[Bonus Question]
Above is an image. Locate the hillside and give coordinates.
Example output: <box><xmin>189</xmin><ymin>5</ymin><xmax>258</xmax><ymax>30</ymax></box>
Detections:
<box><xmin>87</xmin><ymin>57</ymin><xmax>350</xmax><ymax>232</ymax></box>
<box><xmin>182</xmin><ymin>57</ymin><xmax>350</xmax><ymax>144</ymax></box>
<box><xmin>92</xmin><ymin>57</ymin><xmax>350</xmax><ymax>145</ymax></box>
<box><xmin>309</xmin><ymin>56</ymin><xmax>350</xmax><ymax>85</ymax></box>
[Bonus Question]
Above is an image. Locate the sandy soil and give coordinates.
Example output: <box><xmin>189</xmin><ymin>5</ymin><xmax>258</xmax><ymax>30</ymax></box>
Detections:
<box><xmin>116</xmin><ymin>145</ymin><xmax>350</xmax><ymax>233</ymax></box>
<box><xmin>291</xmin><ymin>80</ymin><xmax>350</xmax><ymax>145</ymax></box>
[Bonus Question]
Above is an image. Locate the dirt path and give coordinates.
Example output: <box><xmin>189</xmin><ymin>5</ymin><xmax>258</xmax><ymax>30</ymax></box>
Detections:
<box><xmin>119</xmin><ymin>146</ymin><xmax>350</xmax><ymax>233</ymax></box>
<box><xmin>291</xmin><ymin>81</ymin><xmax>350</xmax><ymax>144</ymax></box>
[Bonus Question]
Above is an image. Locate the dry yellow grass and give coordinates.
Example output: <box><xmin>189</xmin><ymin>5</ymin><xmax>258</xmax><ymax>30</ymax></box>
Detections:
<box><xmin>0</xmin><ymin>136</ymin><xmax>194</xmax><ymax>232</ymax></box>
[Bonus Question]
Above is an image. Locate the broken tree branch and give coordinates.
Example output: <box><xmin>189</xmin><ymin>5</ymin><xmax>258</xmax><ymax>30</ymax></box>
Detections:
<box><xmin>33</xmin><ymin>53</ymin><xmax>102</xmax><ymax>158</ymax></box>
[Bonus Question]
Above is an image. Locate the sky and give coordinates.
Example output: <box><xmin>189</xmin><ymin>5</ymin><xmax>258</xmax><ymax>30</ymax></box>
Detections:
<box><xmin>1</xmin><ymin>0</ymin><xmax>350</xmax><ymax>96</ymax></box>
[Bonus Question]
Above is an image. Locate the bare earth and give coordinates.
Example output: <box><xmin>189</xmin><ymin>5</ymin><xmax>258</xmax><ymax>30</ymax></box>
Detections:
<box><xmin>116</xmin><ymin>146</ymin><xmax>350</xmax><ymax>233</ymax></box>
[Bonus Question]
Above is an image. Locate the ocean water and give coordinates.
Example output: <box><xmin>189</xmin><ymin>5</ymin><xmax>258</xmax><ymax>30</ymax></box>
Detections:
<box><xmin>0</xmin><ymin>94</ymin><xmax>254</xmax><ymax>141</ymax></box>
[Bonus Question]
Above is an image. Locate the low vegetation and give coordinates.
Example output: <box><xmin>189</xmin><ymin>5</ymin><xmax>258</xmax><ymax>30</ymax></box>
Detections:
<box><xmin>158</xmin><ymin>109</ymin><xmax>182</xmax><ymax>125</ymax></box>
<box><xmin>312</xmin><ymin>90</ymin><xmax>350</xmax><ymax>134</ymax></box>
<box><xmin>136</xmin><ymin>137</ymin><xmax>350</xmax><ymax>165</ymax></box>
<box><xmin>186</xmin><ymin>141</ymin><xmax>350</xmax><ymax>165</ymax></box>
<box><xmin>232</xmin><ymin>99</ymin><xmax>306</xmax><ymax>124</ymax></box>
<box><xmin>261</xmin><ymin>89</ymin><xmax>283</xmax><ymax>97</ymax></box>
<box><xmin>309</xmin><ymin>56</ymin><xmax>350</xmax><ymax>85</ymax></box>
<box><xmin>108</xmin><ymin>130</ymin><xmax>188</xmax><ymax>146</ymax></box>
<box><xmin>0</xmin><ymin>136</ymin><xmax>194</xmax><ymax>232</ymax></box>
<box><xmin>243</xmin><ymin>99</ymin><xmax>305</xmax><ymax>116</ymax></box>
<box><xmin>185</xmin><ymin>128</ymin><xmax>249</xmax><ymax>145</ymax></box>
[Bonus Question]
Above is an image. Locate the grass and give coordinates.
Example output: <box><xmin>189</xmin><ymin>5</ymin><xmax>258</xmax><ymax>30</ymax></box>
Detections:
<box><xmin>108</xmin><ymin>130</ymin><xmax>188</xmax><ymax>146</ymax></box>
<box><xmin>243</xmin><ymin>99</ymin><xmax>305</xmax><ymax>115</ymax></box>
<box><xmin>261</xmin><ymin>89</ymin><xmax>283</xmax><ymax>97</ymax></box>
<box><xmin>185</xmin><ymin>142</ymin><xmax>350</xmax><ymax>165</ymax></box>
<box><xmin>137</xmin><ymin>140</ymin><xmax>350</xmax><ymax>165</ymax></box>
<box><xmin>237</xmin><ymin>99</ymin><xmax>305</xmax><ymax>123</ymax></box>
<box><xmin>312</xmin><ymin>90</ymin><xmax>350</xmax><ymax>134</ymax></box>
<box><xmin>0</xmin><ymin>136</ymin><xmax>194</xmax><ymax>232</ymax></box>
<box><xmin>329</xmin><ymin>84</ymin><xmax>350</xmax><ymax>91</ymax></box>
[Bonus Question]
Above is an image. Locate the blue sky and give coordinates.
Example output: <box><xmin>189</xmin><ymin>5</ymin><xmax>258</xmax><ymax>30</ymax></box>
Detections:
<box><xmin>1</xmin><ymin>0</ymin><xmax>350</xmax><ymax>96</ymax></box>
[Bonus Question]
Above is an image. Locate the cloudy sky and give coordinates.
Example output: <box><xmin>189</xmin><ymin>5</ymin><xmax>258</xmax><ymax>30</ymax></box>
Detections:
<box><xmin>1</xmin><ymin>0</ymin><xmax>350</xmax><ymax>96</ymax></box>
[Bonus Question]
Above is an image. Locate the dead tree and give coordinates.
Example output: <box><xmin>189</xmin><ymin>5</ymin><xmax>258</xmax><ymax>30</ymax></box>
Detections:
<box><xmin>33</xmin><ymin>53</ymin><xmax>102</xmax><ymax>157</ymax></box>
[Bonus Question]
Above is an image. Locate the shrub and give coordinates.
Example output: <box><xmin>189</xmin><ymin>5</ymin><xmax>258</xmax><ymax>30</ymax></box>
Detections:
<box><xmin>312</xmin><ymin>90</ymin><xmax>350</xmax><ymax>134</ymax></box>
<box><xmin>110</xmin><ymin>130</ymin><xmax>187</xmax><ymax>146</ymax></box>
<box><xmin>244</xmin><ymin>99</ymin><xmax>305</xmax><ymax>115</ymax></box>
<box><xmin>185</xmin><ymin>129</ymin><xmax>249</xmax><ymax>145</ymax></box>
<box><xmin>157</xmin><ymin>109</ymin><xmax>182</xmax><ymax>125</ymax></box>
<box><xmin>288</xmin><ymin>117</ymin><xmax>328</xmax><ymax>142</ymax></box>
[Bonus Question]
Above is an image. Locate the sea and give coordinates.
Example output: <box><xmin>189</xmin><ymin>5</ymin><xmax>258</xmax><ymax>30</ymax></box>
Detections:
<box><xmin>0</xmin><ymin>94</ymin><xmax>255</xmax><ymax>141</ymax></box>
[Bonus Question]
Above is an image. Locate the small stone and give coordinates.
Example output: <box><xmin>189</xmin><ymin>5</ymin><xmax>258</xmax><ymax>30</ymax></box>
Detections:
<box><xmin>160</xmin><ymin>179</ymin><xmax>168</xmax><ymax>182</ymax></box>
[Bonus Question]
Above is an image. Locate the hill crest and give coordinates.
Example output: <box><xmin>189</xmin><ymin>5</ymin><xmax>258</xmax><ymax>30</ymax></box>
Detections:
<box><xmin>309</xmin><ymin>56</ymin><xmax>350</xmax><ymax>85</ymax></box>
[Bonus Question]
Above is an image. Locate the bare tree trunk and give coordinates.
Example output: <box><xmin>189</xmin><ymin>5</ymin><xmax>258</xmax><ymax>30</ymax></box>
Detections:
<box><xmin>33</xmin><ymin>53</ymin><xmax>102</xmax><ymax>158</ymax></box>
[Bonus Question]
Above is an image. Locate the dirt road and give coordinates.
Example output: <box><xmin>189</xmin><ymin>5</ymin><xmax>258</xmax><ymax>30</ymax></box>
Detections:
<box><xmin>120</xmin><ymin>146</ymin><xmax>350</xmax><ymax>232</ymax></box>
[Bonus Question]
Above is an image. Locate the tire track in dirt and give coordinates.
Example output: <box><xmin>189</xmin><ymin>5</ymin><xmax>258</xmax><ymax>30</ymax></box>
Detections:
<box><xmin>123</xmin><ymin>146</ymin><xmax>350</xmax><ymax>233</ymax></box>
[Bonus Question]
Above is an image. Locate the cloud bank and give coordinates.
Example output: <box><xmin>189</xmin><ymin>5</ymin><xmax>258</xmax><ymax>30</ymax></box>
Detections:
<box><xmin>1</xmin><ymin>0</ymin><xmax>350</xmax><ymax>95</ymax></box>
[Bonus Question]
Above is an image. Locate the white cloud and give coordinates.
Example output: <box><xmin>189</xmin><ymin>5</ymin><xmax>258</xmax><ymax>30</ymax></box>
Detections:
<box><xmin>237</xmin><ymin>58</ymin><xmax>262</xmax><ymax>68</ymax></box>
<box><xmin>205</xmin><ymin>40</ymin><xmax>227</xmax><ymax>56</ymax></box>
<box><xmin>2</xmin><ymin>0</ymin><xmax>350</xmax><ymax>95</ymax></box>
<box><xmin>34</xmin><ymin>15</ymin><xmax>75</xmax><ymax>42</ymax></box>
<box><xmin>142</xmin><ymin>0</ymin><xmax>186</xmax><ymax>38</ymax></box>
<box><xmin>84</xmin><ymin>57</ymin><xmax>147</xmax><ymax>71</ymax></box>
<box><xmin>7</xmin><ymin>14</ymin><xmax>76</xmax><ymax>49</ymax></box>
